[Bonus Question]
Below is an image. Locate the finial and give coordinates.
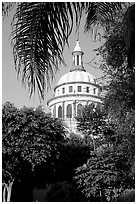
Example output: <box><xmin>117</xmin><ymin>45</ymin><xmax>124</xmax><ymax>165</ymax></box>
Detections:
<box><xmin>73</xmin><ymin>39</ymin><xmax>82</xmax><ymax>52</ymax></box>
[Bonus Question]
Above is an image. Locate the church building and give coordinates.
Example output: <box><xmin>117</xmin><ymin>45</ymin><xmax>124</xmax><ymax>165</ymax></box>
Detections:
<box><xmin>47</xmin><ymin>40</ymin><xmax>103</xmax><ymax>133</ymax></box>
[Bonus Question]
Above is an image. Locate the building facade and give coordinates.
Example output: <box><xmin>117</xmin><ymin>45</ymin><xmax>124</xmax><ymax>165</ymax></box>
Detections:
<box><xmin>47</xmin><ymin>40</ymin><xmax>103</xmax><ymax>133</ymax></box>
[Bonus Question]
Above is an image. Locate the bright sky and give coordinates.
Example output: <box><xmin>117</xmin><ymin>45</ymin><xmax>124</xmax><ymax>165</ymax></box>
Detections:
<box><xmin>2</xmin><ymin>5</ymin><xmax>103</xmax><ymax>113</ymax></box>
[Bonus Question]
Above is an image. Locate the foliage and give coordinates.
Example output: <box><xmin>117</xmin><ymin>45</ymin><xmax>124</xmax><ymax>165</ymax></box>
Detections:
<box><xmin>100</xmin><ymin>4</ymin><xmax>135</xmax><ymax>183</ymax></box>
<box><xmin>116</xmin><ymin>189</ymin><xmax>135</xmax><ymax>202</ymax></box>
<box><xmin>30</xmin><ymin>133</ymin><xmax>91</xmax><ymax>201</ymax></box>
<box><xmin>11</xmin><ymin>2</ymin><xmax>76</xmax><ymax>99</ymax></box>
<box><xmin>76</xmin><ymin>103</ymin><xmax>121</xmax><ymax>151</ymax></box>
<box><xmin>74</xmin><ymin>145</ymin><xmax>134</xmax><ymax>201</ymax></box>
<box><xmin>84</xmin><ymin>2</ymin><xmax>122</xmax><ymax>32</ymax></box>
<box><xmin>2</xmin><ymin>102</ymin><xmax>21</xmax><ymax>201</ymax></box>
<box><xmin>44</xmin><ymin>181</ymin><xmax>84</xmax><ymax>202</ymax></box>
<box><xmin>76</xmin><ymin>103</ymin><xmax>106</xmax><ymax>137</ymax></box>
<box><xmin>98</xmin><ymin>4</ymin><xmax>134</xmax><ymax>70</ymax></box>
<box><xmin>2</xmin><ymin>2</ymin><xmax>16</xmax><ymax>17</ymax></box>
<box><xmin>2</xmin><ymin>101</ymin><xmax>66</xmax><ymax>201</ymax></box>
<box><xmin>123</xmin><ymin>4</ymin><xmax>135</xmax><ymax>69</ymax></box>
<box><xmin>74</xmin><ymin>4</ymin><xmax>135</xmax><ymax>202</ymax></box>
<box><xmin>3</xmin><ymin>102</ymin><xmax>66</xmax><ymax>167</ymax></box>
<box><xmin>53</xmin><ymin>134</ymin><xmax>90</xmax><ymax>184</ymax></box>
<box><xmin>98</xmin><ymin>3</ymin><xmax>135</xmax><ymax>171</ymax></box>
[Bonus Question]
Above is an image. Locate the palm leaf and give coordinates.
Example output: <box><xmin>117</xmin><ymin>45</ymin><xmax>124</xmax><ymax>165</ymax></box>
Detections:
<box><xmin>10</xmin><ymin>2</ymin><xmax>124</xmax><ymax>99</ymax></box>
<box><xmin>11</xmin><ymin>2</ymin><xmax>81</xmax><ymax>99</ymax></box>
<box><xmin>2</xmin><ymin>2</ymin><xmax>16</xmax><ymax>17</ymax></box>
<box><xmin>84</xmin><ymin>2</ymin><xmax>122</xmax><ymax>32</ymax></box>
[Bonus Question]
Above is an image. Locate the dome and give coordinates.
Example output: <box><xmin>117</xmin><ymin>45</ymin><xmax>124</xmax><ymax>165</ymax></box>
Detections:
<box><xmin>57</xmin><ymin>70</ymin><xmax>95</xmax><ymax>86</ymax></box>
<box><xmin>47</xmin><ymin>40</ymin><xmax>103</xmax><ymax>134</ymax></box>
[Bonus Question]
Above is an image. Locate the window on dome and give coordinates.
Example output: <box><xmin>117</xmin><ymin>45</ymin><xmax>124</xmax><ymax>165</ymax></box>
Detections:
<box><xmin>62</xmin><ymin>87</ymin><xmax>65</xmax><ymax>94</ymax></box>
<box><xmin>98</xmin><ymin>87</ymin><xmax>102</xmax><ymax>95</ymax></box>
<box><xmin>86</xmin><ymin>87</ymin><xmax>89</xmax><ymax>93</ymax></box>
<box><xmin>69</xmin><ymin>86</ymin><xmax>73</xmax><ymax>93</ymax></box>
<box><xmin>77</xmin><ymin>55</ymin><xmax>79</xmax><ymax>65</ymax></box>
<box><xmin>77</xmin><ymin>104</ymin><xmax>83</xmax><ymax>116</ymax></box>
<box><xmin>66</xmin><ymin>104</ymin><xmax>72</xmax><ymax>118</ymax></box>
<box><xmin>58</xmin><ymin>106</ymin><xmax>62</xmax><ymax>118</ymax></box>
<box><xmin>77</xmin><ymin>86</ymin><xmax>81</xmax><ymax>92</ymax></box>
<box><xmin>93</xmin><ymin>88</ymin><xmax>96</xmax><ymax>94</ymax></box>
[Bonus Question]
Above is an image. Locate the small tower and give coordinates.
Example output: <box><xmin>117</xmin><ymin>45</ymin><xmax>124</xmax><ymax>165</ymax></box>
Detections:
<box><xmin>71</xmin><ymin>40</ymin><xmax>85</xmax><ymax>72</ymax></box>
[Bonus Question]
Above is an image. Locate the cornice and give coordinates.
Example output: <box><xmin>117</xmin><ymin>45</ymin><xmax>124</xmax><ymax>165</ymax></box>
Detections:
<box><xmin>47</xmin><ymin>93</ymin><xmax>103</xmax><ymax>106</ymax></box>
<box><xmin>54</xmin><ymin>81</ymin><xmax>101</xmax><ymax>91</ymax></box>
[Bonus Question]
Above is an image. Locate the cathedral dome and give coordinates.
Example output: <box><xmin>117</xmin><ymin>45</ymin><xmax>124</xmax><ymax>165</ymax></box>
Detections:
<box><xmin>47</xmin><ymin>40</ymin><xmax>103</xmax><ymax>134</ymax></box>
<box><xmin>57</xmin><ymin>70</ymin><xmax>95</xmax><ymax>86</ymax></box>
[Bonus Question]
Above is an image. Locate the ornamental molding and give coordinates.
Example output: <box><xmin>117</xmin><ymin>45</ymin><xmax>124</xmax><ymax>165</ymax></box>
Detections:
<box><xmin>54</xmin><ymin>81</ymin><xmax>100</xmax><ymax>91</ymax></box>
<box><xmin>47</xmin><ymin>93</ymin><xmax>103</xmax><ymax>106</ymax></box>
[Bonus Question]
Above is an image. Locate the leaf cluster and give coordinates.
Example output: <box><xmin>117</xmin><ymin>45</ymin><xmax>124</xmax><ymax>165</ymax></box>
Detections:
<box><xmin>74</xmin><ymin>145</ymin><xmax>133</xmax><ymax>201</ymax></box>
<box><xmin>2</xmin><ymin>102</ymin><xmax>66</xmax><ymax>183</ymax></box>
<box><xmin>76</xmin><ymin>103</ymin><xmax>107</xmax><ymax>137</ymax></box>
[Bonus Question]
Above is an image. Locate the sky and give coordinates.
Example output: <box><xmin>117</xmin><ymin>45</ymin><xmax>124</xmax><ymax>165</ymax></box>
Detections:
<box><xmin>2</xmin><ymin>5</ymin><xmax>103</xmax><ymax>113</ymax></box>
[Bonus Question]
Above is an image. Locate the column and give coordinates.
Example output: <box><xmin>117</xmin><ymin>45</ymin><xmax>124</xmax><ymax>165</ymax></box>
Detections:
<box><xmin>53</xmin><ymin>105</ymin><xmax>56</xmax><ymax>118</ymax></box>
<box><xmin>73</xmin><ymin>100</ymin><xmax>76</xmax><ymax>118</ymax></box>
<box><xmin>62</xmin><ymin>101</ymin><xmax>65</xmax><ymax>119</ymax></box>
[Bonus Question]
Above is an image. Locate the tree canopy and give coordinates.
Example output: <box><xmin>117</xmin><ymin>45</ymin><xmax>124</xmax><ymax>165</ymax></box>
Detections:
<box><xmin>74</xmin><ymin>4</ymin><xmax>135</xmax><ymax>202</ymax></box>
<box><xmin>2</xmin><ymin>102</ymin><xmax>66</xmax><ymax>201</ymax></box>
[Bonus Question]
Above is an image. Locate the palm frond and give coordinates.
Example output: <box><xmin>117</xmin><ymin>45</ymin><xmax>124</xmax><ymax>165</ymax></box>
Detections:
<box><xmin>10</xmin><ymin>2</ymin><xmax>126</xmax><ymax>100</ymax></box>
<box><xmin>2</xmin><ymin>2</ymin><xmax>16</xmax><ymax>17</ymax></box>
<box><xmin>84</xmin><ymin>2</ymin><xmax>122</xmax><ymax>32</ymax></box>
<box><xmin>11</xmin><ymin>2</ymin><xmax>79</xmax><ymax>99</ymax></box>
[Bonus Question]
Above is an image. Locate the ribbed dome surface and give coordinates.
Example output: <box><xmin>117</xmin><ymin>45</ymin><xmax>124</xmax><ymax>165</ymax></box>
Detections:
<box><xmin>57</xmin><ymin>70</ymin><xmax>95</xmax><ymax>86</ymax></box>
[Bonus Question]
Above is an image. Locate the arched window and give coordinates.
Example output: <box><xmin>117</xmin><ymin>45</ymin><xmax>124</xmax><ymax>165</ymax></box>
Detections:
<box><xmin>58</xmin><ymin>106</ymin><xmax>62</xmax><ymax>118</ymax></box>
<box><xmin>66</xmin><ymin>104</ymin><xmax>72</xmax><ymax>118</ymax></box>
<box><xmin>77</xmin><ymin>104</ymin><xmax>83</xmax><ymax>116</ymax></box>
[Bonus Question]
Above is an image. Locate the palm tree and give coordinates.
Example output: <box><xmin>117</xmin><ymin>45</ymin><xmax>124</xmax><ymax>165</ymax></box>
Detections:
<box><xmin>3</xmin><ymin>2</ymin><xmax>133</xmax><ymax>100</ymax></box>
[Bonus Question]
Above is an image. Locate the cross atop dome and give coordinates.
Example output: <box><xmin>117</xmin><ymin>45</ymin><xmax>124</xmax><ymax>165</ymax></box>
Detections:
<box><xmin>71</xmin><ymin>40</ymin><xmax>85</xmax><ymax>72</ymax></box>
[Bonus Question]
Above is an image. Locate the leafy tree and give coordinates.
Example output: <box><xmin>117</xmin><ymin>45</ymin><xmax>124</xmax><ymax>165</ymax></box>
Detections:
<box><xmin>32</xmin><ymin>133</ymin><xmax>91</xmax><ymax>201</ymax></box>
<box><xmin>76</xmin><ymin>103</ymin><xmax>109</xmax><ymax>150</ymax></box>
<box><xmin>2</xmin><ymin>102</ymin><xmax>21</xmax><ymax>201</ymax></box>
<box><xmin>74</xmin><ymin>145</ymin><xmax>134</xmax><ymax>202</ymax></box>
<box><xmin>99</xmin><ymin>2</ymin><xmax>135</xmax><ymax>177</ymax></box>
<box><xmin>2</xmin><ymin>102</ymin><xmax>66</xmax><ymax>201</ymax></box>
<box><xmin>74</xmin><ymin>4</ymin><xmax>135</xmax><ymax>201</ymax></box>
<box><xmin>99</xmin><ymin>3</ymin><xmax>135</xmax><ymax>181</ymax></box>
<box><xmin>3</xmin><ymin>2</ymin><xmax>123</xmax><ymax>99</ymax></box>
<box><xmin>53</xmin><ymin>133</ymin><xmax>90</xmax><ymax>184</ymax></box>
<box><xmin>98</xmin><ymin>4</ymin><xmax>135</xmax><ymax>109</ymax></box>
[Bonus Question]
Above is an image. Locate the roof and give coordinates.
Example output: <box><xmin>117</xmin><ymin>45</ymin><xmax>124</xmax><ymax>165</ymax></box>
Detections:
<box><xmin>57</xmin><ymin>70</ymin><xmax>95</xmax><ymax>86</ymax></box>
